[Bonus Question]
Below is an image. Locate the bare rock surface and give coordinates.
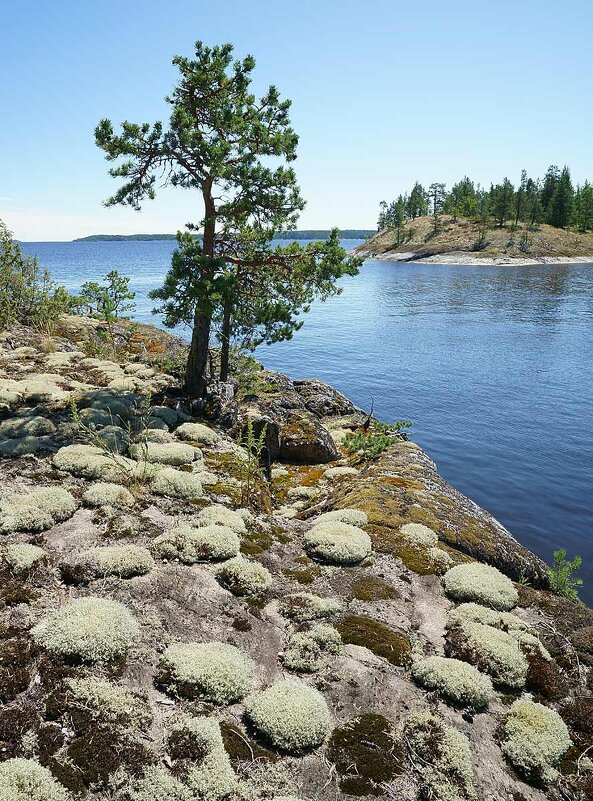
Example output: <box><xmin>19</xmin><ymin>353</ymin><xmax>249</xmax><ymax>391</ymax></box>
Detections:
<box><xmin>0</xmin><ymin>318</ymin><xmax>589</xmax><ymax>801</ymax></box>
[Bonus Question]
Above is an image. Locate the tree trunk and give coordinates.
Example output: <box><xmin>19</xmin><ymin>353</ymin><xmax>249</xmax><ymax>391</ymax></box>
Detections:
<box><xmin>219</xmin><ymin>301</ymin><xmax>232</xmax><ymax>382</ymax></box>
<box><xmin>184</xmin><ymin>183</ymin><xmax>216</xmax><ymax>398</ymax></box>
<box><xmin>185</xmin><ymin>310</ymin><xmax>211</xmax><ymax>396</ymax></box>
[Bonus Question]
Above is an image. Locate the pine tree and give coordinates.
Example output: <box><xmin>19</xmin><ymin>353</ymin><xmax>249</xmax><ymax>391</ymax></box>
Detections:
<box><xmin>490</xmin><ymin>178</ymin><xmax>515</xmax><ymax>227</ymax></box>
<box><xmin>428</xmin><ymin>182</ymin><xmax>446</xmax><ymax>233</ymax></box>
<box><xmin>406</xmin><ymin>182</ymin><xmax>429</xmax><ymax>219</ymax></box>
<box><xmin>96</xmin><ymin>41</ymin><xmax>359</xmax><ymax>395</ymax></box>
<box><xmin>541</xmin><ymin>165</ymin><xmax>561</xmax><ymax>219</ymax></box>
<box><xmin>514</xmin><ymin>170</ymin><xmax>528</xmax><ymax>227</ymax></box>
<box><xmin>548</xmin><ymin>166</ymin><xmax>574</xmax><ymax>229</ymax></box>
<box><xmin>575</xmin><ymin>181</ymin><xmax>593</xmax><ymax>231</ymax></box>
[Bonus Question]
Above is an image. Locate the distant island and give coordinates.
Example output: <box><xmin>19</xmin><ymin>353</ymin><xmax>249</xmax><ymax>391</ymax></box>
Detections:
<box><xmin>358</xmin><ymin>215</ymin><xmax>593</xmax><ymax>265</ymax></box>
<box><xmin>73</xmin><ymin>229</ymin><xmax>375</xmax><ymax>242</ymax></box>
<box><xmin>367</xmin><ymin>165</ymin><xmax>593</xmax><ymax>264</ymax></box>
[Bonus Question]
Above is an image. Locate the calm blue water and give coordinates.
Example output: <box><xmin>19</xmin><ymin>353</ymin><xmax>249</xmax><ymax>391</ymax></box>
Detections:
<box><xmin>21</xmin><ymin>240</ymin><xmax>593</xmax><ymax>601</ymax></box>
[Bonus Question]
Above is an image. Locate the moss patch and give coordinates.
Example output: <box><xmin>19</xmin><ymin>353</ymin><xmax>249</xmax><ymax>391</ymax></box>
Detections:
<box><xmin>336</xmin><ymin>615</ymin><xmax>412</xmax><ymax>666</ymax></box>
<box><xmin>220</xmin><ymin>721</ymin><xmax>277</xmax><ymax>763</ymax></box>
<box><xmin>0</xmin><ymin>636</ymin><xmax>34</xmax><ymax>702</ymax></box>
<box><xmin>327</xmin><ymin>713</ymin><xmax>404</xmax><ymax>796</ymax></box>
<box><xmin>240</xmin><ymin>529</ymin><xmax>274</xmax><ymax>556</ymax></box>
<box><xmin>282</xmin><ymin>565</ymin><xmax>323</xmax><ymax>585</ymax></box>
<box><xmin>351</xmin><ymin>576</ymin><xmax>400</xmax><ymax>601</ymax></box>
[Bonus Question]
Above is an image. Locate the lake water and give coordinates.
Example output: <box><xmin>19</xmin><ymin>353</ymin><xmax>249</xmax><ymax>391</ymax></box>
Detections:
<box><xmin>21</xmin><ymin>239</ymin><xmax>593</xmax><ymax>602</ymax></box>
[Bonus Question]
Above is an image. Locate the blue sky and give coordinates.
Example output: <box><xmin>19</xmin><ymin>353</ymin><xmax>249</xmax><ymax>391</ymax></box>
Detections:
<box><xmin>2</xmin><ymin>0</ymin><xmax>592</xmax><ymax>240</ymax></box>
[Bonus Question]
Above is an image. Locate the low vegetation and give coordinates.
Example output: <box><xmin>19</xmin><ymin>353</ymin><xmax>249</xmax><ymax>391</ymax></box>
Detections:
<box><xmin>501</xmin><ymin>699</ymin><xmax>572</xmax><ymax>784</ymax></box>
<box><xmin>158</xmin><ymin>641</ymin><xmax>256</xmax><ymax>704</ymax></box>
<box><xmin>404</xmin><ymin>712</ymin><xmax>475</xmax><ymax>801</ymax></box>
<box><xmin>32</xmin><ymin>597</ymin><xmax>139</xmax><ymax>662</ymax></box>
<box><xmin>215</xmin><ymin>556</ymin><xmax>272</xmax><ymax>596</ymax></box>
<box><xmin>244</xmin><ymin>680</ymin><xmax>331</xmax><ymax>752</ymax></box>
<box><xmin>547</xmin><ymin>549</ymin><xmax>583</xmax><ymax>601</ymax></box>
<box><xmin>304</xmin><ymin>521</ymin><xmax>372</xmax><ymax>564</ymax></box>
<box><xmin>442</xmin><ymin>562</ymin><xmax>518</xmax><ymax>610</ymax></box>
<box><xmin>152</xmin><ymin>524</ymin><xmax>240</xmax><ymax>563</ymax></box>
<box><xmin>412</xmin><ymin>655</ymin><xmax>493</xmax><ymax>708</ymax></box>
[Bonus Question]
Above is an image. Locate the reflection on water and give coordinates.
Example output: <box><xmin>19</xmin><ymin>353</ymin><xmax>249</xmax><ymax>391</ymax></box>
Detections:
<box><xmin>21</xmin><ymin>240</ymin><xmax>593</xmax><ymax>602</ymax></box>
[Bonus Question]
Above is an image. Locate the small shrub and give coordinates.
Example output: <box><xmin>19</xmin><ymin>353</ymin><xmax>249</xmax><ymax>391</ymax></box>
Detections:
<box><xmin>158</xmin><ymin>641</ymin><xmax>256</xmax><ymax>704</ymax></box>
<box><xmin>282</xmin><ymin>624</ymin><xmax>341</xmax><ymax>673</ymax></box>
<box><xmin>32</xmin><ymin>596</ymin><xmax>139</xmax><ymax>662</ymax></box>
<box><xmin>216</xmin><ymin>556</ymin><xmax>272</xmax><ymax>596</ymax></box>
<box><xmin>404</xmin><ymin>712</ymin><xmax>475</xmax><ymax>801</ymax></box>
<box><xmin>0</xmin><ymin>757</ymin><xmax>71</xmax><ymax>801</ymax></box>
<box><xmin>412</xmin><ymin>655</ymin><xmax>493</xmax><ymax>708</ymax></box>
<box><xmin>0</xmin><ymin>219</ymin><xmax>72</xmax><ymax>331</ymax></box>
<box><xmin>150</xmin><ymin>467</ymin><xmax>203</xmax><ymax>499</ymax></box>
<box><xmin>442</xmin><ymin>562</ymin><xmax>518</xmax><ymax>610</ymax></box>
<box><xmin>175</xmin><ymin>422</ymin><xmax>220</xmax><ymax>445</ymax></box>
<box><xmin>62</xmin><ymin>545</ymin><xmax>155</xmax><ymax>582</ymax></box>
<box><xmin>314</xmin><ymin>508</ymin><xmax>368</xmax><ymax>528</ymax></box>
<box><xmin>4</xmin><ymin>543</ymin><xmax>46</xmax><ymax>574</ymax></box>
<box><xmin>231</xmin><ymin>420</ymin><xmax>269</xmax><ymax>511</ymax></box>
<box><xmin>343</xmin><ymin>421</ymin><xmax>411</xmax><ymax>459</ymax></box>
<box><xmin>152</xmin><ymin>524</ymin><xmax>240</xmax><ymax>564</ymax></box>
<box><xmin>245</xmin><ymin>680</ymin><xmax>331</xmax><ymax>752</ymax></box>
<box><xmin>278</xmin><ymin>592</ymin><xmax>341</xmax><ymax>622</ymax></box>
<box><xmin>501</xmin><ymin>699</ymin><xmax>572</xmax><ymax>784</ymax></box>
<box><xmin>82</xmin><ymin>482</ymin><xmax>135</xmax><ymax>508</ymax></box>
<box><xmin>547</xmin><ymin>549</ymin><xmax>583</xmax><ymax>601</ymax></box>
<box><xmin>197</xmin><ymin>504</ymin><xmax>247</xmax><ymax>534</ymax></box>
<box><xmin>304</xmin><ymin>521</ymin><xmax>372</xmax><ymax>565</ymax></box>
<box><xmin>129</xmin><ymin>441</ymin><xmax>199</xmax><ymax>466</ymax></box>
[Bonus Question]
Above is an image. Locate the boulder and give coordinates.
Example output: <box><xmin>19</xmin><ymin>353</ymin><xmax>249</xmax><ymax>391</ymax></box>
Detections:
<box><xmin>234</xmin><ymin>371</ymin><xmax>338</xmax><ymax>464</ymax></box>
<box><xmin>293</xmin><ymin>378</ymin><xmax>361</xmax><ymax>418</ymax></box>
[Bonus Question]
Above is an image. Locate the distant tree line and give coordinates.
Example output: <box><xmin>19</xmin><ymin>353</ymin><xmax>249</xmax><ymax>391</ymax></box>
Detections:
<box><xmin>73</xmin><ymin>230</ymin><xmax>374</xmax><ymax>243</ymax></box>
<box><xmin>378</xmin><ymin>166</ymin><xmax>593</xmax><ymax>240</ymax></box>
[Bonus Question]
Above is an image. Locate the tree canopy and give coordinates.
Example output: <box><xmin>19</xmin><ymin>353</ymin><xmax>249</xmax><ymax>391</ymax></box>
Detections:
<box><xmin>377</xmin><ymin>164</ymin><xmax>592</xmax><ymax>234</ymax></box>
<box><xmin>96</xmin><ymin>41</ymin><xmax>360</xmax><ymax>396</ymax></box>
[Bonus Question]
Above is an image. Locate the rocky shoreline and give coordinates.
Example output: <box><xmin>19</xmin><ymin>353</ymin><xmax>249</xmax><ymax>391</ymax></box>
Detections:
<box><xmin>356</xmin><ymin>248</ymin><xmax>593</xmax><ymax>267</ymax></box>
<box><xmin>0</xmin><ymin>315</ymin><xmax>592</xmax><ymax>801</ymax></box>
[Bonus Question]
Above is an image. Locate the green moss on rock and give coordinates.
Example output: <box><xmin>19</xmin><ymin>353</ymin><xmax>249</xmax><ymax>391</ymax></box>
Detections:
<box><xmin>327</xmin><ymin>713</ymin><xmax>404</xmax><ymax>796</ymax></box>
<box><xmin>336</xmin><ymin>614</ymin><xmax>412</xmax><ymax>666</ymax></box>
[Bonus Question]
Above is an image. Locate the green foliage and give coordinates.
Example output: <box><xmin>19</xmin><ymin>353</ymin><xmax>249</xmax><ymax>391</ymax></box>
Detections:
<box><xmin>547</xmin><ymin>549</ymin><xmax>583</xmax><ymax>601</ymax></box>
<box><xmin>75</xmin><ymin>270</ymin><xmax>135</xmax><ymax>353</ymax></box>
<box><xmin>231</xmin><ymin>420</ymin><xmax>269</xmax><ymax>510</ymax></box>
<box><xmin>0</xmin><ymin>219</ymin><xmax>72</xmax><ymax>331</ymax></box>
<box><xmin>377</xmin><ymin>163</ymin><xmax>593</xmax><ymax>233</ymax></box>
<box><xmin>78</xmin><ymin>270</ymin><xmax>136</xmax><ymax>321</ymax></box>
<box><xmin>343</xmin><ymin>420</ymin><xmax>411</xmax><ymax>459</ymax></box>
<box><xmin>96</xmin><ymin>40</ymin><xmax>360</xmax><ymax>395</ymax></box>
